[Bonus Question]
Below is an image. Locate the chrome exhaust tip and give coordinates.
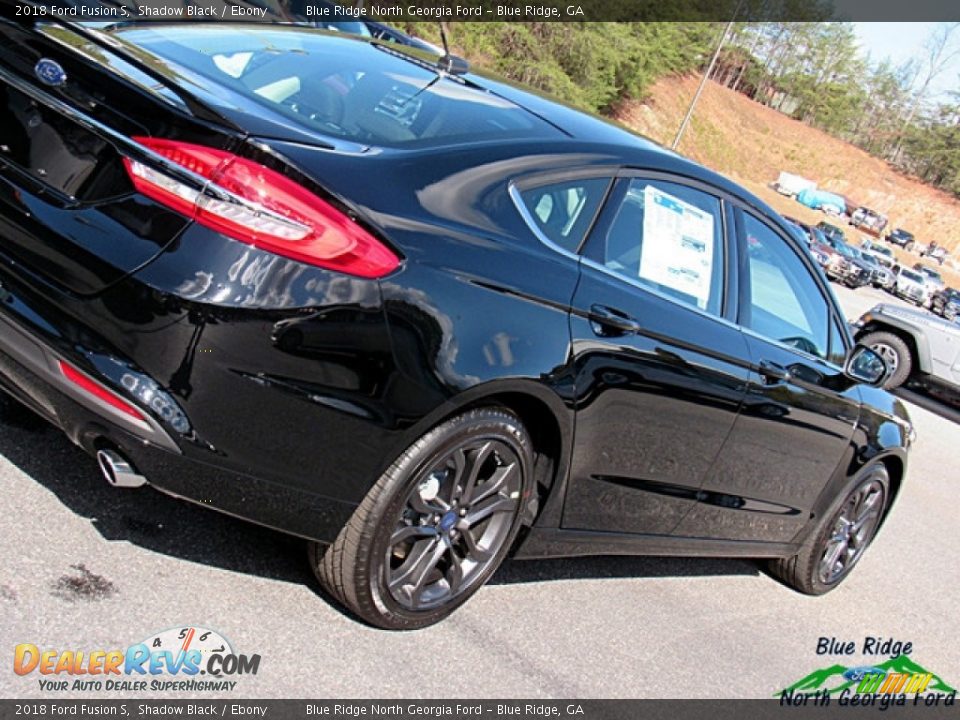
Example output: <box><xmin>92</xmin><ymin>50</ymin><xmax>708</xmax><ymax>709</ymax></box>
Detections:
<box><xmin>96</xmin><ymin>449</ymin><xmax>147</xmax><ymax>489</ymax></box>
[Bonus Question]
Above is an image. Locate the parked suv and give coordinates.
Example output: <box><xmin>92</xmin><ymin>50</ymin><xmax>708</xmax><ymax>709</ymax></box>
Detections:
<box><xmin>859</xmin><ymin>240</ymin><xmax>895</xmax><ymax>289</ymax></box>
<box><xmin>886</xmin><ymin>228</ymin><xmax>915</xmax><ymax>250</ymax></box>
<box><xmin>856</xmin><ymin>305</ymin><xmax>960</xmax><ymax>395</ymax></box>
<box><xmin>850</xmin><ymin>206</ymin><xmax>888</xmax><ymax>236</ymax></box>
<box><xmin>889</xmin><ymin>264</ymin><xmax>929</xmax><ymax>306</ymax></box>
<box><xmin>920</xmin><ymin>244</ymin><xmax>949</xmax><ymax>265</ymax></box>
<box><xmin>914</xmin><ymin>264</ymin><xmax>945</xmax><ymax>296</ymax></box>
<box><xmin>817</xmin><ymin>221</ymin><xmax>846</xmax><ymax>243</ymax></box>
<box><xmin>930</xmin><ymin>288</ymin><xmax>960</xmax><ymax>322</ymax></box>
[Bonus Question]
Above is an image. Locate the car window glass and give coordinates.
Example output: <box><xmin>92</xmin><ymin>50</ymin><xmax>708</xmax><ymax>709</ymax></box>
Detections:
<box><xmin>589</xmin><ymin>178</ymin><xmax>724</xmax><ymax>315</ymax></box>
<box><xmin>518</xmin><ymin>178</ymin><xmax>610</xmax><ymax>253</ymax></box>
<box><xmin>828</xmin><ymin>319</ymin><xmax>847</xmax><ymax>366</ymax></box>
<box><xmin>741</xmin><ymin>214</ymin><xmax>830</xmax><ymax>360</ymax></box>
<box><xmin>115</xmin><ymin>26</ymin><xmax>561</xmax><ymax>148</ymax></box>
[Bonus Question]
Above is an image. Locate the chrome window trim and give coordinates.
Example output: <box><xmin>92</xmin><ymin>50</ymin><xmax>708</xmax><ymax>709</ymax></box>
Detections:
<box><xmin>508</xmin><ymin>181</ymin><xmax>596</xmax><ymax>263</ymax></box>
<box><xmin>578</xmin><ymin>256</ymin><xmax>743</xmax><ymax>333</ymax></box>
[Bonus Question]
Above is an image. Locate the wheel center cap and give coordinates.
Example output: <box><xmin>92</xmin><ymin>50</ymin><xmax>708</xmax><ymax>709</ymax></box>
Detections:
<box><xmin>439</xmin><ymin>511</ymin><xmax>458</xmax><ymax>533</ymax></box>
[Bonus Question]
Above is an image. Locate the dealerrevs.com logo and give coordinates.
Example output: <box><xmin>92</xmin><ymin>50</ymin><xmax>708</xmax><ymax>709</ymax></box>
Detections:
<box><xmin>14</xmin><ymin>626</ymin><xmax>260</xmax><ymax>693</ymax></box>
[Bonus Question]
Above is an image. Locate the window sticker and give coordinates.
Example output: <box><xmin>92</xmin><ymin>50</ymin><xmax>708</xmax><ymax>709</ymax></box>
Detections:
<box><xmin>640</xmin><ymin>185</ymin><xmax>715</xmax><ymax>309</ymax></box>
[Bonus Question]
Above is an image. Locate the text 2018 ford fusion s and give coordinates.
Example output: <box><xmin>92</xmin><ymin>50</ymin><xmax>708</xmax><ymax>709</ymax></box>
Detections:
<box><xmin>0</xmin><ymin>16</ymin><xmax>911</xmax><ymax>629</ymax></box>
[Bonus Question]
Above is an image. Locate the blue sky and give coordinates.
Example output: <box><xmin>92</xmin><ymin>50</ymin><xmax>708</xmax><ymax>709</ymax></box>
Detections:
<box><xmin>852</xmin><ymin>22</ymin><xmax>960</xmax><ymax>102</ymax></box>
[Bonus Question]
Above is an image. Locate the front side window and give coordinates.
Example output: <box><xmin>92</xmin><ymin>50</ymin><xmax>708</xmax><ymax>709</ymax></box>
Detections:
<box><xmin>741</xmin><ymin>213</ymin><xmax>831</xmax><ymax>360</ymax></box>
<box><xmin>517</xmin><ymin>178</ymin><xmax>610</xmax><ymax>253</ymax></box>
<box><xmin>585</xmin><ymin>178</ymin><xmax>725</xmax><ymax>316</ymax></box>
<box><xmin>828</xmin><ymin>320</ymin><xmax>848</xmax><ymax>367</ymax></box>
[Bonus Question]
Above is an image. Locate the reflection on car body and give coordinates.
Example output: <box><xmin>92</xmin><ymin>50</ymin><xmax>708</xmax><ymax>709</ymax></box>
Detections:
<box><xmin>0</xmin><ymin>14</ymin><xmax>912</xmax><ymax>629</ymax></box>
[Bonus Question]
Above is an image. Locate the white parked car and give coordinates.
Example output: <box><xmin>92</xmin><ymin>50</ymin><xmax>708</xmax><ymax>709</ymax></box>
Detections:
<box><xmin>890</xmin><ymin>264</ymin><xmax>929</xmax><ymax>306</ymax></box>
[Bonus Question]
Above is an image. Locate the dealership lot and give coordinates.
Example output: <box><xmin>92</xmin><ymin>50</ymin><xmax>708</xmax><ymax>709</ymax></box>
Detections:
<box><xmin>1</xmin><ymin>282</ymin><xmax>957</xmax><ymax>699</ymax></box>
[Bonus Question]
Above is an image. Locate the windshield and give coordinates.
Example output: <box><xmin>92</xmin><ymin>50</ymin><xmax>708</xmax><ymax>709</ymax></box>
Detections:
<box><xmin>901</xmin><ymin>268</ymin><xmax>924</xmax><ymax>283</ymax></box>
<box><xmin>112</xmin><ymin>26</ymin><xmax>561</xmax><ymax>149</ymax></box>
<box><xmin>919</xmin><ymin>268</ymin><xmax>943</xmax><ymax>282</ymax></box>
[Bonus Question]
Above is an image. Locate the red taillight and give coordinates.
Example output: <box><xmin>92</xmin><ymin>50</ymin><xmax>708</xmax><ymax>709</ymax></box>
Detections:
<box><xmin>123</xmin><ymin>138</ymin><xmax>399</xmax><ymax>279</ymax></box>
<box><xmin>59</xmin><ymin>360</ymin><xmax>145</xmax><ymax>422</ymax></box>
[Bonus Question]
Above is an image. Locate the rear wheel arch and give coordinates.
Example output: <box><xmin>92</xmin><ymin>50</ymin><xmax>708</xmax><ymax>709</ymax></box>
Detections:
<box><xmin>383</xmin><ymin>381</ymin><xmax>572</xmax><ymax>526</ymax></box>
<box><xmin>463</xmin><ymin>390</ymin><xmax>567</xmax><ymax>529</ymax></box>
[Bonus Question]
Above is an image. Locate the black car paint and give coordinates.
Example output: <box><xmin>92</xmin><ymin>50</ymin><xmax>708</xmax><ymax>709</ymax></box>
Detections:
<box><xmin>0</xmin><ymin>20</ymin><xmax>910</xmax><ymax>561</ymax></box>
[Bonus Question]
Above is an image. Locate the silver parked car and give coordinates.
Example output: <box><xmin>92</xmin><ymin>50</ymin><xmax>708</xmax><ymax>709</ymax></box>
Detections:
<box><xmin>855</xmin><ymin>304</ymin><xmax>960</xmax><ymax>394</ymax></box>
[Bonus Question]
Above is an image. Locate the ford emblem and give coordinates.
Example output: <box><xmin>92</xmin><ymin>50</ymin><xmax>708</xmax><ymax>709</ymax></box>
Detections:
<box><xmin>34</xmin><ymin>58</ymin><xmax>67</xmax><ymax>87</ymax></box>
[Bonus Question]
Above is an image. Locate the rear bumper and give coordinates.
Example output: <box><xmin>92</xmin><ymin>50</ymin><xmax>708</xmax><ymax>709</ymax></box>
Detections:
<box><xmin>0</xmin><ymin>235</ymin><xmax>407</xmax><ymax>543</ymax></box>
<box><xmin>0</xmin><ymin>338</ymin><xmax>359</xmax><ymax>541</ymax></box>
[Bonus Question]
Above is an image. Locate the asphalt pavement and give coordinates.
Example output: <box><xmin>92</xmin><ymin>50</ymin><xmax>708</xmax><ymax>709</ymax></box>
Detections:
<box><xmin>1</xmin><ymin>282</ymin><xmax>957</xmax><ymax>699</ymax></box>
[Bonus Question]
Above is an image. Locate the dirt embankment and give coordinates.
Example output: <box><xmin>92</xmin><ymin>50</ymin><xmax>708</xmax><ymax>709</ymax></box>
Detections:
<box><xmin>614</xmin><ymin>75</ymin><xmax>960</xmax><ymax>277</ymax></box>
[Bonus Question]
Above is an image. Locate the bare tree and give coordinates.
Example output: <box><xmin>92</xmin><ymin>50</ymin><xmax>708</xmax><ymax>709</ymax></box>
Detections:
<box><xmin>891</xmin><ymin>22</ymin><xmax>960</xmax><ymax>162</ymax></box>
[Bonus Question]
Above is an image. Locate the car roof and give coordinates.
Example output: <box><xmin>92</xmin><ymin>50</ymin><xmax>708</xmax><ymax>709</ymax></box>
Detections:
<box><xmin>102</xmin><ymin>23</ymin><xmax>792</xmax><ymax>231</ymax></box>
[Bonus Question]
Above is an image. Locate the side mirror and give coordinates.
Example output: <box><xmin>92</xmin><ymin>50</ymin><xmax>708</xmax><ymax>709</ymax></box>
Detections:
<box><xmin>844</xmin><ymin>344</ymin><xmax>888</xmax><ymax>387</ymax></box>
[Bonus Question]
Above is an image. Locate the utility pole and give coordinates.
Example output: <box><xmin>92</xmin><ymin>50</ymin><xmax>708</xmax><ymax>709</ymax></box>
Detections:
<box><xmin>671</xmin><ymin>18</ymin><xmax>739</xmax><ymax>151</ymax></box>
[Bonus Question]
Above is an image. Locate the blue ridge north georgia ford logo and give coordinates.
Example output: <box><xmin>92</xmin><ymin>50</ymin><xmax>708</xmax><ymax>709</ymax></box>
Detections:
<box><xmin>34</xmin><ymin>58</ymin><xmax>67</xmax><ymax>87</ymax></box>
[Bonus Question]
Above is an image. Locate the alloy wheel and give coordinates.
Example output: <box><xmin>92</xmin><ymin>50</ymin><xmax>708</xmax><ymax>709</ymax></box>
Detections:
<box><xmin>384</xmin><ymin>439</ymin><xmax>522</xmax><ymax>611</ymax></box>
<box><xmin>817</xmin><ymin>479</ymin><xmax>885</xmax><ymax>585</ymax></box>
<box><xmin>870</xmin><ymin>342</ymin><xmax>899</xmax><ymax>375</ymax></box>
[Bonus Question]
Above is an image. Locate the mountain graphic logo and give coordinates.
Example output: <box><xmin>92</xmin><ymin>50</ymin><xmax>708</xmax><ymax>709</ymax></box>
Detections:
<box><xmin>778</xmin><ymin>655</ymin><xmax>956</xmax><ymax>696</ymax></box>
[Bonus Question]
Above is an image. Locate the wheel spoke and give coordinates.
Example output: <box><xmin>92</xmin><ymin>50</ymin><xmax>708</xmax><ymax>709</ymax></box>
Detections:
<box><xmin>389</xmin><ymin>537</ymin><xmax>444</xmax><ymax>599</ymax></box>
<box><xmin>445</xmin><ymin>541</ymin><xmax>464</xmax><ymax>596</ymax></box>
<box><xmin>465</xmin><ymin>494</ymin><xmax>517</xmax><ymax>527</ymax></box>
<box><xmin>461</xmin><ymin>527</ymin><xmax>493</xmax><ymax>562</ymax></box>
<box><xmin>390</xmin><ymin>524</ymin><xmax>438</xmax><ymax>547</ymax></box>
<box><xmin>409</xmin><ymin>492</ymin><xmax>443</xmax><ymax>517</ymax></box>
<box><xmin>470</xmin><ymin>463</ymin><xmax>517</xmax><ymax>507</ymax></box>
<box><xmin>854</xmin><ymin>490</ymin><xmax>881</xmax><ymax>527</ymax></box>
<box><xmin>822</xmin><ymin>538</ymin><xmax>848</xmax><ymax>577</ymax></box>
<box><xmin>447</xmin><ymin>448</ymin><xmax>467</xmax><ymax>503</ymax></box>
<box><xmin>458</xmin><ymin>441</ymin><xmax>495</xmax><ymax>505</ymax></box>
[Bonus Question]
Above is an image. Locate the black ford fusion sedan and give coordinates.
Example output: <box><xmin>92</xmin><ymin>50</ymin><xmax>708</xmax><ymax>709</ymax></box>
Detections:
<box><xmin>0</xmin><ymin>16</ymin><xmax>912</xmax><ymax>629</ymax></box>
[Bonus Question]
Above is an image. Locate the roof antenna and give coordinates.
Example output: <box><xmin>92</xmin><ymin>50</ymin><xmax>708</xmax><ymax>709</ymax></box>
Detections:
<box><xmin>438</xmin><ymin>22</ymin><xmax>450</xmax><ymax>56</ymax></box>
<box><xmin>436</xmin><ymin>22</ymin><xmax>469</xmax><ymax>75</ymax></box>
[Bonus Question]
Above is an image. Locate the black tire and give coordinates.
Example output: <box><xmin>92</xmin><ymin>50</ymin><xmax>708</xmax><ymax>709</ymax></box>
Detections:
<box><xmin>768</xmin><ymin>464</ymin><xmax>889</xmax><ymax>595</ymax></box>
<box><xmin>859</xmin><ymin>331</ymin><xmax>912</xmax><ymax>390</ymax></box>
<box><xmin>310</xmin><ymin>408</ymin><xmax>533</xmax><ymax>630</ymax></box>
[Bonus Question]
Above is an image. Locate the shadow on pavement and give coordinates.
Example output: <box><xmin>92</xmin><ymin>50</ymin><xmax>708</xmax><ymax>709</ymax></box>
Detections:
<box><xmin>492</xmin><ymin>554</ymin><xmax>759</xmax><ymax>585</ymax></box>
<box><xmin>0</xmin><ymin>416</ymin><xmax>311</xmax><ymax>586</ymax></box>
<box><xmin>896</xmin><ymin>386</ymin><xmax>960</xmax><ymax>425</ymax></box>
<box><xmin>1</xmin><ymin>408</ymin><xmax>762</xmax><ymax>605</ymax></box>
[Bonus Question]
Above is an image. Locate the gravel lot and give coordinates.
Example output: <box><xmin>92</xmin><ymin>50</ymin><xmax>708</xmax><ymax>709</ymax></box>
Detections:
<box><xmin>1</xmin><ymin>280</ymin><xmax>957</xmax><ymax>700</ymax></box>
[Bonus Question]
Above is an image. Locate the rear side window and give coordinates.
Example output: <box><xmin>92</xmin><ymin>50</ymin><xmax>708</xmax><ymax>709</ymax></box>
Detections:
<box><xmin>585</xmin><ymin>178</ymin><xmax>725</xmax><ymax>316</ymax></box>
<box><xmin>517</xmin><ymin>178</ymin><xmax>610</xmax><ymax>253</ymax></box>
<box><xmin>115</xmin><ymin>26</ymin><xmax>561</xmax><ymax>148</ymax></box>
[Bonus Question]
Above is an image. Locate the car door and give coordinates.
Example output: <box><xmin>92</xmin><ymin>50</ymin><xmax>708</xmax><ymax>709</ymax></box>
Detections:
<box><xmin>673</xmin><ymin>209</ymin><xmax>860</xmax><ymax>543</ymax></box>
<box><xmin>562</xmin><ymin>174</ymin><xmax>752</xmax><ymax>536</ymax></box>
